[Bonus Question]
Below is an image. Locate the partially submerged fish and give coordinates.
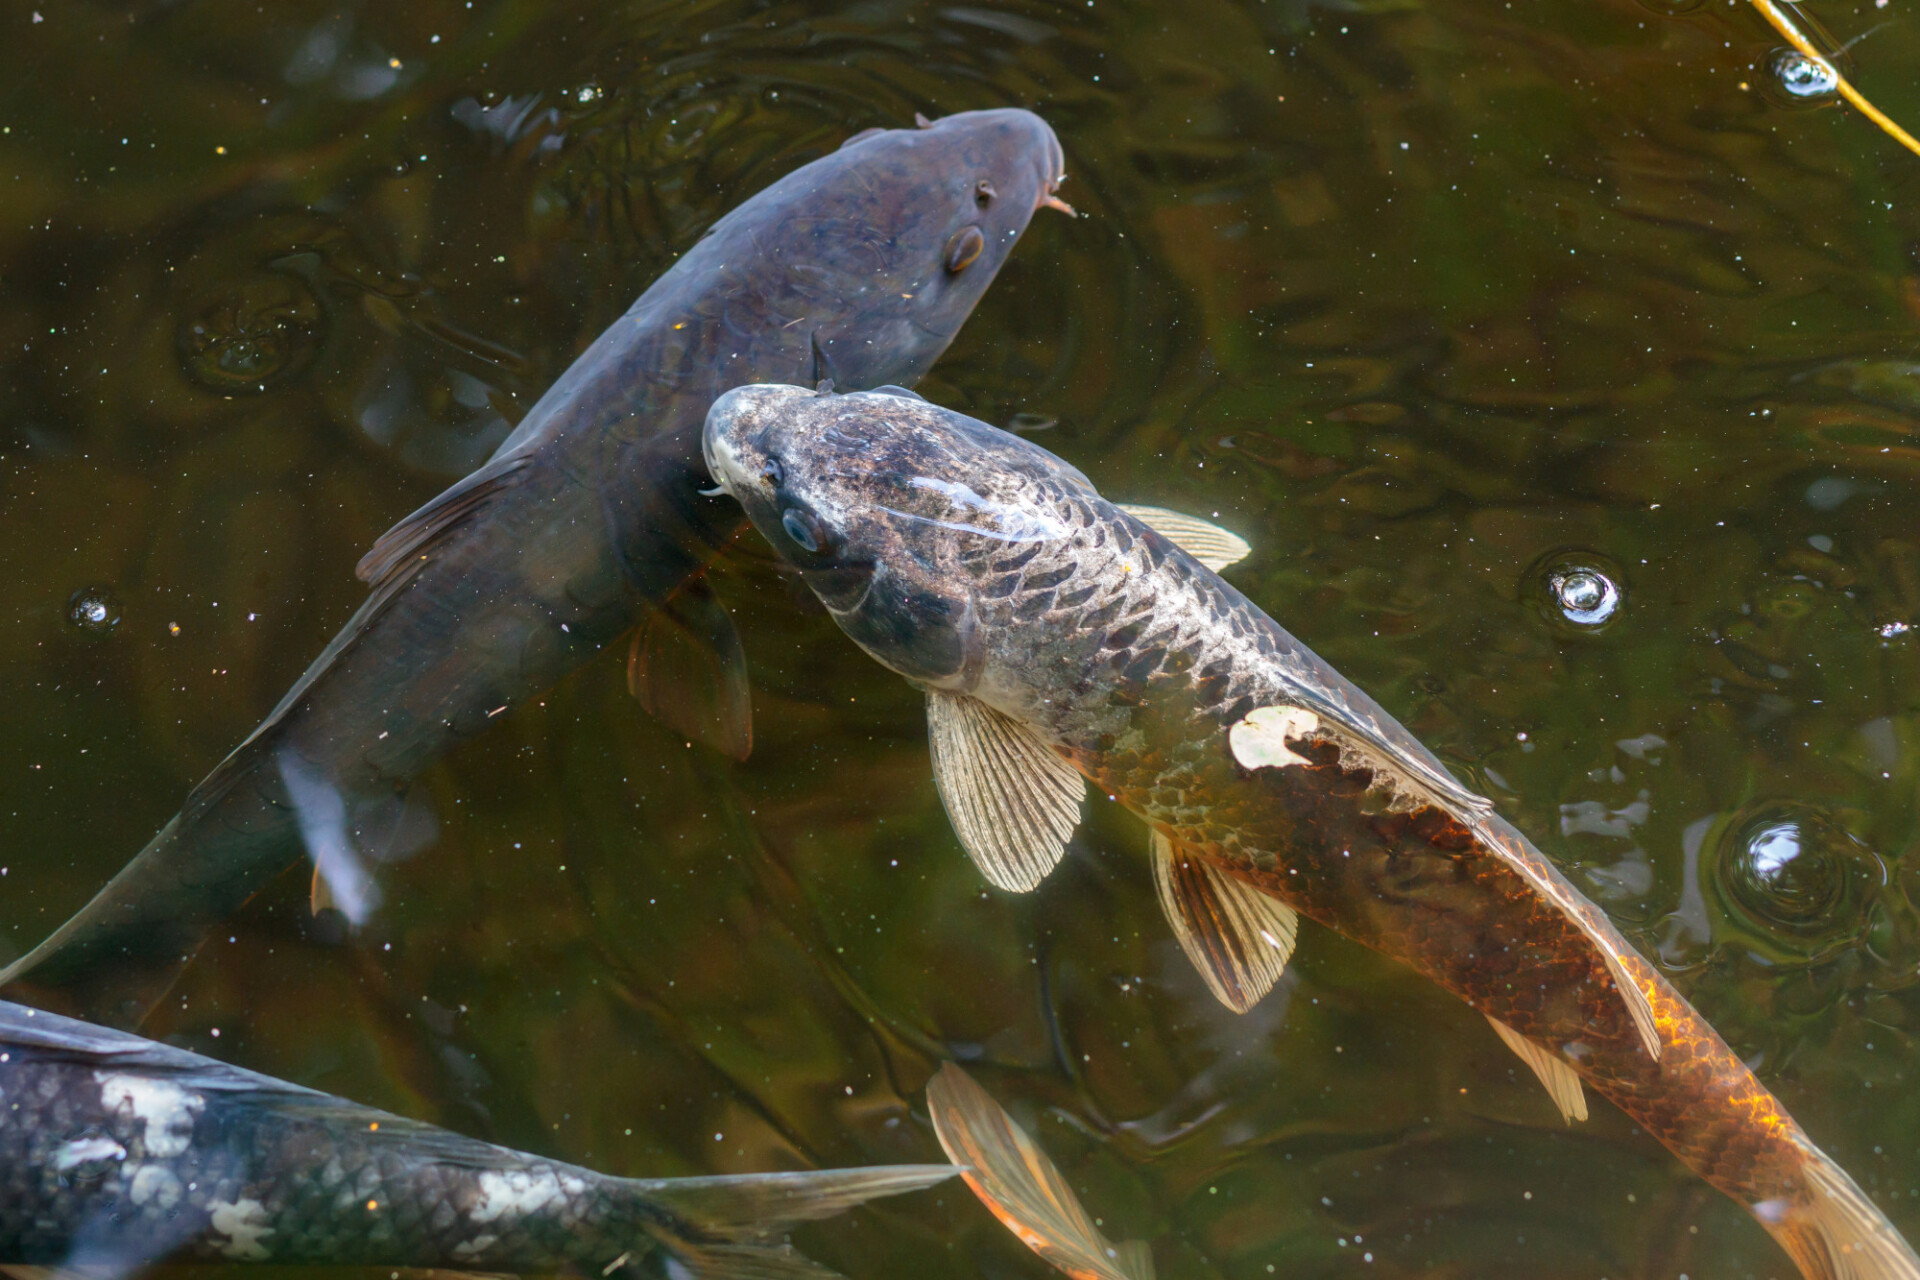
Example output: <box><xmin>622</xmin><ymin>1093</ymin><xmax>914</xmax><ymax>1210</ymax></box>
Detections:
<box><xmin>926</xmin><ymin>1063</ymin><xmax>1153</xmax><ymax>1280</ymax></box>
<box><xmin>704</xmin><ymin>384</ymin><xmax>1920</xmax><ymax>1280</ymax></box>
<box><xmin>3</xmin><ymin>110</ymin><xmax>1070</xmax><ymax>1025</ymax></box>
<box><xmin>0</xmin><ymin>999</ymin><xmax>953</xmax><ymax>1277</ymax></box>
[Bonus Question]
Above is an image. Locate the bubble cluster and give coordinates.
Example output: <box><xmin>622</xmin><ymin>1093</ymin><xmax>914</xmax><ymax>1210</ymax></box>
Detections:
<box><xmin>177</xmin><ymin>274</ymin><xmax>325</xmax><ymax>392</ymax></box>
<box><xmin>1524</xmin><ymin>550</ymin><xmax>1625</xmax><ymax>634</ymax></box>
<box><xmin>65</xmin><ymin>585</ymin><xmax>122</xmax><ymax>637</ymax></box>
<box><xmin>1769</xmin><ymin>48</ymin><xmax>1839</xmax><ymax>100</ymax></box>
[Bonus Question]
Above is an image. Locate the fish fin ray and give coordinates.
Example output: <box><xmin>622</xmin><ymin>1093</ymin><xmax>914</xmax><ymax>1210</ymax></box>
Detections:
<box><xmin>627</xmin><ymin>579</ymin><xmax>753</xmax><ymax>760</ymax></box>
<box><xmin>926</xmin><ymin>691</ymin><xmax>1083</xmax><ymax>893</ymax></box>
<box><xmin>1116</xmin><ymin>504</ymin><xmax>1252</xmax><ymax>572</ymax></box>
<box><xmin>1775</xmin><ymin>1141</ymin><xmax>1920</xmax><ymax>1280</ymax></box>
<box><xmin>927</xmin><ymin>1063</ymin><xmax>1155</xmax><ymax>1280</ymax></box>
<box><xmin>355</xmin><ymin>453</ymin><xmax>533</xmax><ymax>591</ymax></box>
<box><xmin>637</xmin><ymin>1166</ymin><xmax>957</xmax><ymax>1233</ymax></box>
<box><xmin>1149</xmin><ymin>831</ymin><xmax>1296</xmax><ymax>1014</ymax></box>
<box><xmin>1484</xmin><ymin>1014</ymin><xmax>1587</xmax><ymax>1124</ymax></box>
<box><xmin>651</xmin><ymin>1244</ymin><xmax>844</xmax><ymax>1280</ymax></box>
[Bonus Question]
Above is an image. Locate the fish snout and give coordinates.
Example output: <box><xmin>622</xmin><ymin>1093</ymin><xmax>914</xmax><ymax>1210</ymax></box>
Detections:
<box><xmin>704</xmin><ymin>384</ymin><xmax>804</xmax><ymax>497</ymax></box>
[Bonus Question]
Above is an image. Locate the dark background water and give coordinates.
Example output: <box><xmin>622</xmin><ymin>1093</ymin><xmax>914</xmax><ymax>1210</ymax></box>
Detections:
<box><xmin>3</xmin><ymin>1</ymin><xmax>1920</xmax><ymax>1276</ymax></box>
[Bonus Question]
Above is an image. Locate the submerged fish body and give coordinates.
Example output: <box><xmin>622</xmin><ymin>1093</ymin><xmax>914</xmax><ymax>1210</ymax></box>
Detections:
<box><xmin>3</xmin><ymin>111</ymin><xmax>1068</xmax><ymax>1023</ymax></box>
<box><xmin>705</xmin><ymin>385</ymin><xmax>1920</xmax><ymax>1280</ymax></box>
<box><xmin>0</xmin><ymin>1000</ymin><xmax>952</xmax><ymax>1276</ymax></box>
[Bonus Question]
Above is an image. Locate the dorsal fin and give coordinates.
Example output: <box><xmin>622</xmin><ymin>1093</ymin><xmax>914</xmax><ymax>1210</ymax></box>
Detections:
<box><xmin>927</xmin><ymin>1063</ymin><xmax>1156</xmax><ymax>1280</ymax></box>
<box><xmin>1484</xmin><ymin>1014</ymin><xmax>1588</xmax><ymax>1124</ymax></box>
<box><xmin>355</xmin><ymin>452</ymin><xmax>533</xmax><ymax>591</ymax></box>
<box><xmin>627</xmin><ymin>578</ymin><xmax>753</xmax><ymax>760</ymax></box>
<box><xmin>926</xmin><ymin>690</ymin><xmax>1084</xmax><ymax>892</ymax></box>
<box><xmin>1115</xmin><ymin>504</ymin><xmax>1251</xmax><ymax>572</ymax></box>
<box><xmin>1149</xmin><ymin>831</ymin><xmax>1298</xmax><ymax>1013</ymax></box>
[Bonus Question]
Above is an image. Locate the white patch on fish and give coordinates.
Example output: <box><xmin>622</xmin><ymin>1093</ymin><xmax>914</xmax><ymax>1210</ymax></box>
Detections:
<box><xmin>206</xmin><ymin>1197</ymin><xmax>275</xmax><ymax>1260</ymax></box>
<box><xmin>451</xmin><ymin>1234</ymin><xmax>500</xmax><ymax>1261</ymax></box>
<box><xmin>126</xmin><ymin>1164</ymin><xmax>184</xmax><ymax>1210</ymax></box>
<box><xmin>50</xmin><ymin>1135</ymin><xmax>126</xmax><ymax>1173</ymax></box>
<box><xmin>1229</xmin><ymin>706</ymin><xmax>1321</xmax><ymax>771</ymax></box>
<box><xmin>94</xmin><ymin>1073</ymin><xmax>203</xmax><ymax>1157</ymax></box>
<box><xmin>470</xmin><ymin>1168</ymin><xmax>568</xmax><ymax>1223</ymax></box>
<box><xmin>900</xmin><ymin>476</ymin><xmax>1071</xmax><ymax>543</ymax></box>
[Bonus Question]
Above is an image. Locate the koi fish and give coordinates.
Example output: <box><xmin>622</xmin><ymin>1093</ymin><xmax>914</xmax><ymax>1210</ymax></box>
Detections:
<box><xmin>703</xmin><ymin>383</ymin><xmax>1920</xmax><ymax>1280</ymax></box>
<box><xmin>2</xmin><ymin>110</ymin><xmax>1070</xmax><ymax>1026</ymax></box>
<box><xmin>0</xmin><ymin>999</ymin><xmax>952</xmax><ymax>1277</ymax></box>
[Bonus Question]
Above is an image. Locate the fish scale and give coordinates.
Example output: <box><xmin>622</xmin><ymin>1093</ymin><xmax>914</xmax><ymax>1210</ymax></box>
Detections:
<box><xmin>706</xmin><ymin>385</ymin><xmax>1920</xmax><ymax>1280</ymax></box>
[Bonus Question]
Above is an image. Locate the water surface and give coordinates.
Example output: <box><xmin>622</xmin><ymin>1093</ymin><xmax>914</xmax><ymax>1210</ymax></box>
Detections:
<box><xmin>3</xmin><ymin>1</ymin><xmax>1920</xmax><ymax>1276</ymax></box>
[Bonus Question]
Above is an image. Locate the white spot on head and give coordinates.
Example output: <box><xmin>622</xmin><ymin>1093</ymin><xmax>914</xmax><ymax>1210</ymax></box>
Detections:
<box><xmin>207</xmin><ymin>1197</ymin><xmax>275</xmax><ymax>1260</ymax></box>
<box><xmin>1229</xmin><ymin>706</ymin><xmax>1320</xmax><ymax>771</ymax></box>
<box><xmin>127</xmin><ymin>1163</ymin><xmax>184</xmax><ymax>1209</ymax></box>
<box><xmin>51</xmin><ymin>1135</ymin><xmax>126</xmax><ymax>1172</ymax></box>
<box><xmin>95</xmin><ymin>1073</ymin><xmax>203</xmax><ymax>1157</ymax></box>
<box><xmin>470</xmin><ymin>1168</ymin><xmax>566</xmax><ymax>1223</ymax></box>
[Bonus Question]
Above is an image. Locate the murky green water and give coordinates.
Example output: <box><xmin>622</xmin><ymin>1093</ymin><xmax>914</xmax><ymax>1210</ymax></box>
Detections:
<box><xmin>4</xmin><ymin>1</ymin><xmax>1920</xmax><ymax>1275</ymax></box>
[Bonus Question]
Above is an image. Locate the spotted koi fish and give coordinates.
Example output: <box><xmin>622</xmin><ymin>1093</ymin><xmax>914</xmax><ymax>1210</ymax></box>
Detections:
<box><xmin>0</xmin><ymin>1000</ymin><xmax>951</xmax><ymax>1277</ymax></box>
<box><xmin>704</xmin><ymin>383</ymin><xmax>1919</xmax><ymax>1280</ymax></box>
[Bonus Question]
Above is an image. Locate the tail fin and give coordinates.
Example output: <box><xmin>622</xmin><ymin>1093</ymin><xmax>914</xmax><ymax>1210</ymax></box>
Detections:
<box><xmin>637</xmin><ymin>1164</ymin><xmax>957</xmax><ymax>1279</ymax></box>
<box><xmin>1766</xmin><ymin>1139</ymin><xmax>1920</xmax><ymax>1280</ymax></box>
<box><xmin>926</xmin><ymin>1063</ymin><xmax>1154</xmax><ymax>1280</ymax></box>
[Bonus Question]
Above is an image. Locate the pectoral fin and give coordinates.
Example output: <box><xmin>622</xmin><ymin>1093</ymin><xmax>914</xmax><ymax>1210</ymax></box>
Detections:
<box><xmin>927</xmin><ymin>1063</ymin><xmax>1156</xmax><ymax>1280</ymax></box>
<box><xmin>1150</xmin><ymin>831</ymin><xmax>1298</xmax><ymax>1013</ymax></box>
<box><xmin>627</xmin><ymin>579</ymin><xmax>753</xmax><ymax>761</ymax></box>
<box><xmin>1485</xmin><ymin>1014</ymin><xmax>1588</xmax><ymax>1124</ymax></box>
<box><xmin>1116</xmin><ymin>504</ymin><xmax>1251</xmax><ymax>572</ymax></box>
<box><xmin>926</xmin><ymin>691</ymin><xmax>1084</xmax><ymax>892</ymax></box>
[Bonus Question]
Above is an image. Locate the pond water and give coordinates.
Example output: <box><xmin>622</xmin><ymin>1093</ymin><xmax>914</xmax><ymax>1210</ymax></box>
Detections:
<box><xmin>3</xmin><ymin>1</ymin><xmax>1919</xmax><ymax>1276</ymax></box>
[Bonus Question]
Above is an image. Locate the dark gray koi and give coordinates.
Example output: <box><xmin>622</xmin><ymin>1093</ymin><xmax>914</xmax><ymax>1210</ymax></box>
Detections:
<box><xmin>4</xmin><ymin>111</ymin><xmax>1069</xmax><ymax>1025</ymax></box>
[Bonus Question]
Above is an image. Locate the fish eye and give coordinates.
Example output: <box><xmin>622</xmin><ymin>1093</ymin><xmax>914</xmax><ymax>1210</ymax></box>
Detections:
<box><xmin>781</xmin><ymin>507</ymin><xmax>828</xmax><ymax>555</ymax></box>
<box><xmin>974</xmin><ymin>178</ymin><xmax>996</xmax><ymax>208</ymax></box>
<box><xmin>944</xmin><ymin>226</ymin><xmax>985</xmax><ymax>274</ymax></box>
<box><xmin>759</xmin><ymin>458</ymin><xmax>784</xmax><ymax>487</ymax></box>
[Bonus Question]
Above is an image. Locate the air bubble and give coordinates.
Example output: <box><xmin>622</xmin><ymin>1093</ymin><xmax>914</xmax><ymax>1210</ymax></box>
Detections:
<box><xmin>177</xmin><ymin>274</ymin><xmax>325</xmax><ymax>392</ymax></box>
<box><xmin>1769</xmin><ymin>48</ymin><xmax>1839</xmax><ymax>100</ymax></box>
<box><xmin>66</xmin><ymin>586</ymin><xmax>122</xmax><ymax>637</ymax></box>
<box><xmin>1709</xmin><ymin>802</ymin><xmax>1885</xmax><ymax>964</ymax></box>
<box><xmin>1524</xmin><ymin>550</ymin><xmax>1625</xmax><ymax>633</ymax></box>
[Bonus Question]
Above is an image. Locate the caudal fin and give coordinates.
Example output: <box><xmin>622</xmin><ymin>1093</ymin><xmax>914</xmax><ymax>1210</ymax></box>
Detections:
<box><xmin>926</xmin><ymin>1062</ymin><xmax>1155</xmax><ymax>1280</ymax></box>
<box><xmin>1767</xmin><ymin>1140</ymin><xmax>1920</xmax><ymax>1280</ymax></box>
<box><xmin>636</xmin><ymin>1164</ymin><xmax>957</xmax><ymax>1278</ymax></box>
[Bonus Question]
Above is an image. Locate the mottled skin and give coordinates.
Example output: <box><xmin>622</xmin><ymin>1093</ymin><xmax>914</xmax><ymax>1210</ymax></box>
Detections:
<box><xmin>3</xmin><ymin>111</ymin><xmax>1067</xmax><ymax>1025</ymax></box>
<box><xmin>705</xmin><ymin>386</ymin><xmax>1918</xmax><ymax>1280</ymax></box>
<box><xmin>0</xmin><ymin>1001</ymin><xmax>950</xmax><ymax>1274</ymax></box>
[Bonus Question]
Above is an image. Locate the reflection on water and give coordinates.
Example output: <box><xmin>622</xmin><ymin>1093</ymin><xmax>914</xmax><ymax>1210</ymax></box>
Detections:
<box><xmin>3</xmin><ymin>0</ymin><xmax>1920</xmax><ymax>1276</ymax></box>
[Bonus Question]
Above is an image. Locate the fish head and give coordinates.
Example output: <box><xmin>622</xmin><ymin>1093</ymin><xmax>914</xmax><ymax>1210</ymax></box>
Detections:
<box><xmin>797</xmin><ymin>108</ymin><xmax>1070</xmax><ymax>385</ymax></box>
<box><xmin>705</xmin><ymin>384</ymin><xmax>1088</xmax><ymax>690</ymax></box>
